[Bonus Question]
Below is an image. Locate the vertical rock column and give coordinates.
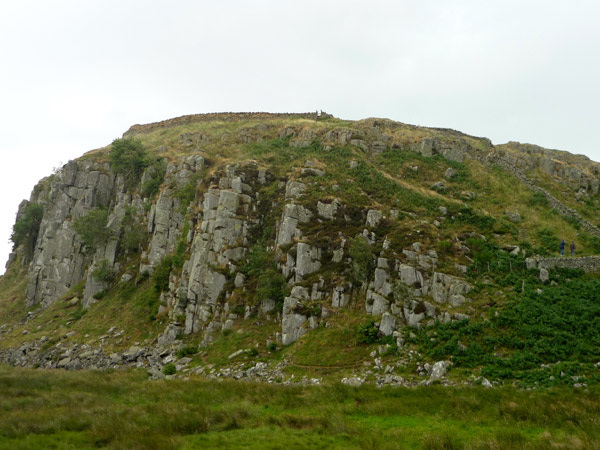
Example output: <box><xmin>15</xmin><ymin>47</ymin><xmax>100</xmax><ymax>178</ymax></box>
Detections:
<box><xmin>176</xmin><ymin>169</ymin><xmax>254</xmax><ymax>341</ymax></box>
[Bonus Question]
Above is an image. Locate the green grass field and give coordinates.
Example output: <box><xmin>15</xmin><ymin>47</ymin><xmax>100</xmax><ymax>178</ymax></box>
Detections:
<box><xmin>0</xmin><ymin>366</ymin><xmax>598</xmax><ymax>449</ymax></box>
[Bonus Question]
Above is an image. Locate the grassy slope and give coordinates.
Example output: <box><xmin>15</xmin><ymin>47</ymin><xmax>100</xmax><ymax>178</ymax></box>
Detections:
<box><xmin>0</xmin><ymin>366</ymin><xmax>599</xmax><ymax>450</ymax></box>
<box><xmin>496</xmin><ymin>142</ymin><xmax>600</xmax><ymax>230</ymax></box>
<box><xmin>0</xmin><ymin>258</ymin><xmax>29</xmax><ymax>328</ymax></box>
<box><xmin>0</xmin><ymin>273</ymin><xmax>167</xmax><ymax>352</ymax></box>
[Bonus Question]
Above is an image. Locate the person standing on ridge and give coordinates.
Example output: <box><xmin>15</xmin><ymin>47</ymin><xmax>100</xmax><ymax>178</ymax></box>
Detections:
<box><xmin>570</xmin><ymin>241</ymin><xmax>576</xmax><ymax>256</ymax></box>
<box><xmin>560</xmin><ymin>239</ymin><xmax>566</xmax><ymax>256</ymax></box>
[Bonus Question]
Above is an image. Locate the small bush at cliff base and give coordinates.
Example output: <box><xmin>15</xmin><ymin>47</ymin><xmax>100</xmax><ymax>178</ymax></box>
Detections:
<box><xmin>176</xmin><ymin>346</ymin><xmax>198</xmax><ymax>358</ymax></box>
<box><xmin>92</xmin><ymin>259</ymin><xmax>115</xmax><ymax>283</ymax></box>
<box><xmin>356</xmin><ymin>320</ymin><xmax>379</xmax><ymax>344</ymax></box>
<box><xmin>162</xmin><ymin>363</ymin><xmax>176</xmax><ymax>375</ymax></box>
<box><xmin>92</xmin><ymin>290</ymin><xmax>107</xmax><ymax>300</ymax></box>
<box><xmin>257</xmin><ymin>269</ymin><xmax>289</xmax><ymax>309</ymax></box>
<box><xmin>71</xmin><ymin>307</ymin><xmax>87</xmax><ymax>321</ymax></box>
<box><xmin>267</xmin><ymin>342</ymin><xmax>277</xmax><ymax>352</ymax></box>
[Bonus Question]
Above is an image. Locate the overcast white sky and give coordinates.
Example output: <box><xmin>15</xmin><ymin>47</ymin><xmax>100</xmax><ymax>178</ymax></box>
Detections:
<box><xmin>1</xmin><ymin>0</ymin><xmax>599</xmax><ymax>273</ymax></box>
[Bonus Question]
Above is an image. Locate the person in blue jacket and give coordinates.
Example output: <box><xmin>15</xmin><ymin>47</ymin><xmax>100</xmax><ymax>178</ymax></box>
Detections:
<box><xmin>560</xmin><ymin>239</ymin><xmax>565</xmax><ymax>256</ymax></box>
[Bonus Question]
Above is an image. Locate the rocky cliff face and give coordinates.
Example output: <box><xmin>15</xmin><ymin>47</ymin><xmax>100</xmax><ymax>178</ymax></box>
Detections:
<box><xmin>25</xmin><ymin>159</ymin><xmax>122</xmax><ymax>307</ymax></box>
<box><xmin>6</xmin><ymin>112</ymin><xmax>600</xmax><ymax>366</ymax></box>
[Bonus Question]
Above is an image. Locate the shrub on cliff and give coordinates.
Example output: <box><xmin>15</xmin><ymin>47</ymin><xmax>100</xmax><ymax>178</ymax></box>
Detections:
<box><xmin>92</xmin><ymin>259</ymin><xmax>115</xmax><ymax>283</ymax></box>
<box><xmin>72</xmin><ymin>208</ymin><xmax>109</xmax><ymax>252</ymax></box>
<box><xmin>120</xmin><ymin>206</ymin><xmax>147</xmax><ymax>255</ymax></box>
<box><xmin>141</xmin><ymin>157</ymin><xmax>167</xmax><ymax>198</ymax></box>
<box><xmin>242</xmin><ymin>243</ymin><xmax>271</xmax><ymax>278</ymax></box>
<box><xmin>348</xmin><ymin>235</ymin><xmax>375</xmax><ymax>284</ymax></box>
<box><xmin>152</xmin><ymin>256</ymin><xmax>173</xmax><ymax>292</ymax></box>
<box><xmin>122</xmin><ymin>224</ymin><xmax>146</xmax><ymax>254</ymax></box>
<box><xmin>11</xmin><ymin>203</ymin><xmax>43</xmax><ymax>259</ymax></box>
<box><xmin>241</xmin><ymin>243</ymin><xmax>289</xmax><ymax>310</ymax></box>
<box><xmin>257</xmin><ymin>269</ymin><xmax>289</xmax><ymax>308</ymax></box>
<box><xmin>110</xmin><ymin>138</ymin><xmax>149</xmax><ymax>184</ymax></box>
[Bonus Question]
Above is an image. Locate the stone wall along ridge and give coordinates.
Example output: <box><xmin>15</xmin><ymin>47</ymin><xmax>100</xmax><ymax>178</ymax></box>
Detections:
<box><xmin>532</xmin><ymin>256</ymin><xmax>600</xmax><ymax>273</ymax></box>
<box><xmin>123</xmin><ymin>112</ymin><xmax>334</xmax><ymax>137</ymax></box>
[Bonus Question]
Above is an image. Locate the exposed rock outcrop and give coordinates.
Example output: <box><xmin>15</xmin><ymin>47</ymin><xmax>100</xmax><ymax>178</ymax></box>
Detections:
<box><xmin>282</xmin><ymin>286</ymin><xmax>310</xmax><ymax>345</ymax></box>
<box><xmin>8</xmin><ymin>112</ymin><xmax>600</xmax><ymax>373</ymax></box>
<box><xmin>25</xmin><ymin>160</ymin><xmax>121</xmax><ymax>307</ymax></box>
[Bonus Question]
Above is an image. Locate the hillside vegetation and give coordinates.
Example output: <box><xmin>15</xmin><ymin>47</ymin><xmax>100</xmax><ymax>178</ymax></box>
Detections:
<box><xmin>1</xmin><ymin>112</ymin><xmax>599</xmax><ymax>391</ymax></box>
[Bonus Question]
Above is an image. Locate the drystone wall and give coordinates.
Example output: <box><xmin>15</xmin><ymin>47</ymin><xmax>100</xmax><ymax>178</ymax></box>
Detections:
<box><xmin>124</xmin><ymin>112</ymin><xmax>333</xmax><ymax>137</ymax></box>
<box><xmin>529</xmin><ymin>256</ymin><xmax>600</xmax><ymax>273</ymax></box>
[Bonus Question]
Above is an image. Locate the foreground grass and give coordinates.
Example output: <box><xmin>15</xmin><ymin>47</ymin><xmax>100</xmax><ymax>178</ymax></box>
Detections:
<box><xmin>0</xmin><ymin>367</ymin><xmax>599</xmax><ymax>449</ymax></box>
